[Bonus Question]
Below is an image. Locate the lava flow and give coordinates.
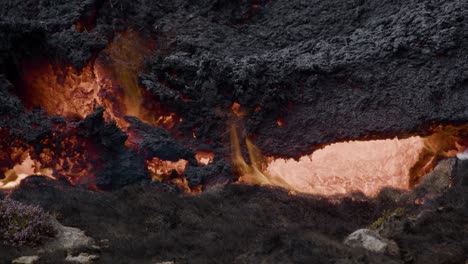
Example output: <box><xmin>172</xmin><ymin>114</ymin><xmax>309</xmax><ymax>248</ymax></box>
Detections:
<box><xmin>231</xmin><ymin>125</ymin><xmax>468</xmax><ymax>197</ymax></box>
<box><xmin>0</xmin><ymin>30</ymin><xmax>189</xmax><ymax>190</ymax></box>
<box><xmin>20</xmin><ymin>30</ymin><xmax>159</xmax><ymax>128</ymax></box>
<box><xmin>5</xmin><ymin>28</ymin><xmax>468</xmax><ymax>196</ymax></box>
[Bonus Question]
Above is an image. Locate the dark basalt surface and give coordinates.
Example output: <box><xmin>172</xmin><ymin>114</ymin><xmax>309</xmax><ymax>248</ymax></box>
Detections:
<box><xmin>1</xmin><ymin>0</ymin><xmax>468</xmax><ymax>160</ymax></box>
<box><xmin>77</xmin><ymin>109</ymin><xmax>150</xmax><ymax>189</ymax></box>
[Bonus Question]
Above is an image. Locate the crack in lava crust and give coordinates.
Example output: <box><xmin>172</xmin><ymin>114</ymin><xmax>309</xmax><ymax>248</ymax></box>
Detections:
<box><xmin>266</xmin><ymin>137</ymin><xmax>424</xmax><ymax>197</ymax></box>
<box><xmin>232</xmin><ymin>124</ymin><xmax>468</xmax><ymax>197</ymax></box>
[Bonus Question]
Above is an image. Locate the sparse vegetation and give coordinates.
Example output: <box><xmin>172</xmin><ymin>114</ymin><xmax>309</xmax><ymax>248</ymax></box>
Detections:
<box><xmin>370</xmin><ymin>207</ymin><xmax>407</xmax><ymax>230</ymax></box>
<box><xmin>0</xmin><ymin>198</ymin><xmax>56</xmax><ymax>246</ymax></box>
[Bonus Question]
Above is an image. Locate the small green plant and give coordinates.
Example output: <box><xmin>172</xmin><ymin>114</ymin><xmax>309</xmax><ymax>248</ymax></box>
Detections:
<box><xmin>0</xmin><ymin>198</ymin><xmax>56</xmax><ymax>246</ymax></box>
<box><xmin>370</xmin><ymin>207</ymin><xmax>407</xmax><ymax>230</ymax></box>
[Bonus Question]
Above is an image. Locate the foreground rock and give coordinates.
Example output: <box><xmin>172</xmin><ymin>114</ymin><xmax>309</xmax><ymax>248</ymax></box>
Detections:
<box><xmin>3</xmin><ymin>170</ymin><xmax>466</xmax><ymax>263</ymax></box>
<box><xmin>6</xmin><ymin>179</ymin><xmax>401</xmax><ymax>263</ymax></box>
<box><xmin>65</xmin><ymin>252</ymin><xmax>99</xmax><ymax>263</ymax></box>
<box><xmin>39</xmin><ymin>219</ymin><xmax>96</xmax><ymax>253</ymax></box>
<box><xmin>11</xmin><ymin>256</ymin><xmax>40</xmax><ymax>264</ymax></box>
<box><xmin>0</xmin><ymin>215</ymin><xmax>99</xmax><ymax>263</ymax></box>
<box><xmin>344</xmin><ymin>229</ymin><xmax>400</xmax><ymax>256</ymax></box>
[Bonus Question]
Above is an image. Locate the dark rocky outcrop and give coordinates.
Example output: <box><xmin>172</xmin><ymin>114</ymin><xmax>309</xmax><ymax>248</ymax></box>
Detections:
<box><xmin>77</xmin><ymin>109</ymin><xmax>150</xmax><ymax>190</ymax></box>
<box><xmin>1</xmin><ymin>0</ymin><xmax>468</xmax><ymax>160</ymax></box>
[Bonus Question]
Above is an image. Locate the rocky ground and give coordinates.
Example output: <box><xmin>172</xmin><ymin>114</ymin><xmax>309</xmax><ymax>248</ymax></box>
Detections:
<box><xmin>0</xmin><ymin>158</ymin><xmax>466</xmax><ymax>264</ymax></box>
<box><xmin>0</xmin><ymin>0</ymin><xmax>468</xmax><ymax>263</ymax></box>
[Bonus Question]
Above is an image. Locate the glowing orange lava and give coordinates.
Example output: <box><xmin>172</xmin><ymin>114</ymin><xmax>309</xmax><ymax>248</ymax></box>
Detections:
<box><xmin>195</xmin><ymin>150</ymin><xmax>215</xmax><ymax>165</ymax></box>
<box><xmin>0</xmin><ymin>153</ymin><xmax>54</xmax><ymax>190</ymax></box>
<box><xmin>276</xmin><ymin>117</ymin><xmax>285</xmax><ymax>127</ymax></box>
<box><xmin>146</xmin><ymin>157</ymin><xmax>201</xmax><ymax>193</ymax></box>
<box><xmin>96</xmin><ymin>30</ymin><xmax>153</xmax><ymax>124</ymax></box>
<box><xmin>9</xmin><ymin>30</ymin><xmax>188</xmax><ymax>190</ymax></box>
<box><xmin>21</xmin><ymin>30</ymin><xmax>176</xmax><ymax>131</ymax></box>
<box><xmin>146</xmin><ymin>157</ymin><xmax>188</xmax><ymax>181</ymax></box>
<box><xmin>22</xmin><ymin>63</ymin><xmax>100</xmax><ymax>119</ymax></box>
<box><xmin>266</xmin><ymin>137</ymin><xmax>424</xmax><ymax>197</ymax></box>
<box><xmin>232</xmin><ymin>125</ymin><xmax>468</xmax><ymax>197</ymax></box>
<box><xmin>231</xmin><ymin>102</ymin><xmax>245</xmax><ymax>117</ymax></box>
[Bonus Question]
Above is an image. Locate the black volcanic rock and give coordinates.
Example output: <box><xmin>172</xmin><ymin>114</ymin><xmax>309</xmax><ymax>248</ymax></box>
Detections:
<box><xmin>1</xmin><ymin>0</ymin><xmax>468</xmax><ymax>160</ymax></box>
<box><xmin>136</xmin><ymin>0</ymin><xmax>468</xmax><ymax>158</ymax></box>
<box><xmin>0</xmin><ymin>75</ymin><xmax>54</xmax><ymax>142</ymax></box>
<box><xmin>0</xmin><ymin>0</ymin><xmax>107</xmax><ymax>69</ymax></box>
<box><xmin>125</xmin><ymin>116</ymin><xmax>196</xmax><ymax>164</ymax></box>
<box><xmin>77</xmin><ymin>109</ymin><xmax>151</xmax><ymax>190</ymax></box>
<box><xmin>454</xmin><ymin>159</ymin><xmax>468</xmax><ymax>187</ymax></box>
<box><xmin>184</xmin><ymin>161</ymin><xmax>231</xmax><ymax>188</ymax></box>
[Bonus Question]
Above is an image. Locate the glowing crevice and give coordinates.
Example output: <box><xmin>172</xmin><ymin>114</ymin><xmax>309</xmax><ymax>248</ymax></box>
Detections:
<box><xmin>195</xmin><ymin>150</ymin><xmax>215</xmax><ymax>166</ymax></box>
<box><xmin>266</xmin><ymin>137</ymin><xmax>424</xmax><ymax>197</ymax></box>
<box><xmin>0</xmin><ymin>153</ymin><xmax>54</xmax><ymax>190</ymax></box>
<box><xmin>232</xmin><ymin>125</ymin><xmax>468</xmax><ymax>197</ymax></box>
<box><xmin>10</xmin><ymin>30</ymin><xmax>188</xmax><ymax>190</ymax></box>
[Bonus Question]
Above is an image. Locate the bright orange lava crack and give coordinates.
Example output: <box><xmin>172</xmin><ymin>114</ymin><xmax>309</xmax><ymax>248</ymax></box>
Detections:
<box><xmin>231</xmin><ymin>124</ymin><xmax>468</xmax><ymax>197</ymax></box>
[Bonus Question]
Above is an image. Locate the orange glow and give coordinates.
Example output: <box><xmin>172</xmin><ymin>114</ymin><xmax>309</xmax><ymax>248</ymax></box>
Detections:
<box><xmin>100</xmin><ymin>31</ymin><xmax>152</xmax><ymax>120</ymax></box>
<box><xmin>195</xmin><ymin>150</ymin><xmax>215</xmax><ymax>165</ymax></box>
<box><xmin>0</xmin><ymin>153</ymin><xmax>54</xmax><ymax>190</ymax></box>
<box><xmin>231</xmin><ymin>127</ymin><xmax>291</xmax><ymax>189</ymax></box>
<box><xmin>0</xmin><ymin>128</ymin><xmax>100</xmax><ymax>190</ymax></box>
<box><xmin>266</xmin><ymin>137</ymin><xmax>424</xmax><ymax>197</ymax></box>
<box><xmin>14</xmin><ymin>31</ymin><xmax>186</xmax><ymax>189</ymax></box>
<box><xmin>146</xmin><ymin>157</ymin><xmax>188</xmax><ymax>181</ymax></box>
<box><xmin>22</xmin><ymin>63</ymin><xmax>100</xmax><ymax>119</ymax></box>
<box><xmin>154</xmin><ymin>113</ymin><xmax>179</xmax><ymax>129</ymax></box>
<box><xmin>38</xmin><ymin>136</ymin><xmax>97</xmax><ymax>187</ymax></box>
<box><xmin>232</xmin><ymin>125</ymin><xmax>468</xmax><ymax>197</ymax></box>
<box><xmin>231</xmin><ymin>102</ymin><xmax>244</xmax><ymax>117</ymax></box>
<box><xmin>22</xmin><ymin>30</ymin><xmax>177</xmax><ymax>131</ymax></box>
<box><xmin>408</xmin><ymin>124</ymin><xmax>468</xmax><ymax>186</ymax></box>
<box><xmin>145</xmin><ymin>157</ymin><xmax>201</xmax><ymax>193</ymax></box>
<box><xmin>94</xmin><ymin>31</ymin><xmax>180</xmax><ymax>131</ymax></box>
<box><xmin>276</xmin><ymin>118</ymin><xmax>285</xmax><ymax>127</ymax></box>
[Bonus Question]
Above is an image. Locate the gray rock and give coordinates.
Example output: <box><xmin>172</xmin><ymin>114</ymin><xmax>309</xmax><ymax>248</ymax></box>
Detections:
<box><xmin>403</xmin><ymin>158</ymin><xmax>456</xmax><ymax>205</ymax></box>
<box><xmin>344</xmin><ymin>229</ymin><xmax>400</xmax><ymax>256</ymax></box>
<box><xmin>65</xmin><ymin>253</ymin><xmax>99</xmax><ymax>263</ymax></box>
<box><xmin>454</xmin><ymin>159</ymin><xmax>468</xmax><ymax>187</ymax></box>
<box><xmin>415</xmin><ymin>158</ymin><xmax>455</xmax><ymax>194</ymax></box>
<box><xmin>39</xmin><ymin>219</ymin><xmax>95</xmax><ymax>253</ymax></box>
<box><xmin>11</xmin><ymin>256</ymin><xmax>40</xmax><ymax>264</ymax></box>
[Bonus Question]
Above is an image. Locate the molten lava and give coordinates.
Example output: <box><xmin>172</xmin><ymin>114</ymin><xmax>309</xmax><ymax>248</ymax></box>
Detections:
<box><xmin>195</xmin><ymin>150</ymin><xmax>215</xmax><ymax>165</ymax></box>
<box><xmin>94</xmin><ymin>30</ymin><xmax>154</xmax><ymax>127</ymax></box>
<box><xmin>0</xmin><ymin>153</ymin><xmax>54</xmax><ymax>190</ymax></box>
<box><xmin>146</xmin><ymin>157</ymin><xmax>188</xmax><ymax>181</ymax></box>
<box><xmin>231</xmin><ymin>102</ymin><xmax>245</xmax><ymax>117</ymax></box>
<box><xmin>6</xmin><ymin>30</ymin><xmax>190</xmax><ymax>190</ymax></box>
<box><xmin>266</xmin><ymin>137</ymin><xmax>424</xmax><ymax>197</ymax></box>
<box><xmin>20</xmin><ymin>30</ymin><xmax>174</xmax><ymax>131</ymax></box>
<box><xmin>10</xmin><ymin>29</ymin><xmax>468</xmax><ymax>194</ymax></box>
<box><xmin>146</xmin><ymin>158</ymin><xmax>201</xmax><ymax>193</ymax></box>
<box><xmin>22</xmin><ymin>63</ymin><xmax>100</xmax><ymax>119</ymax></box>
<box><xmin>408</xmin><ymin>125</ymin><xmax>468</xmax><ymax>186</ymax></box>
<box><xmin>232</xmin><ymin>125</ymin><xmax>468</xmax><ymax>197</ymax></box>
